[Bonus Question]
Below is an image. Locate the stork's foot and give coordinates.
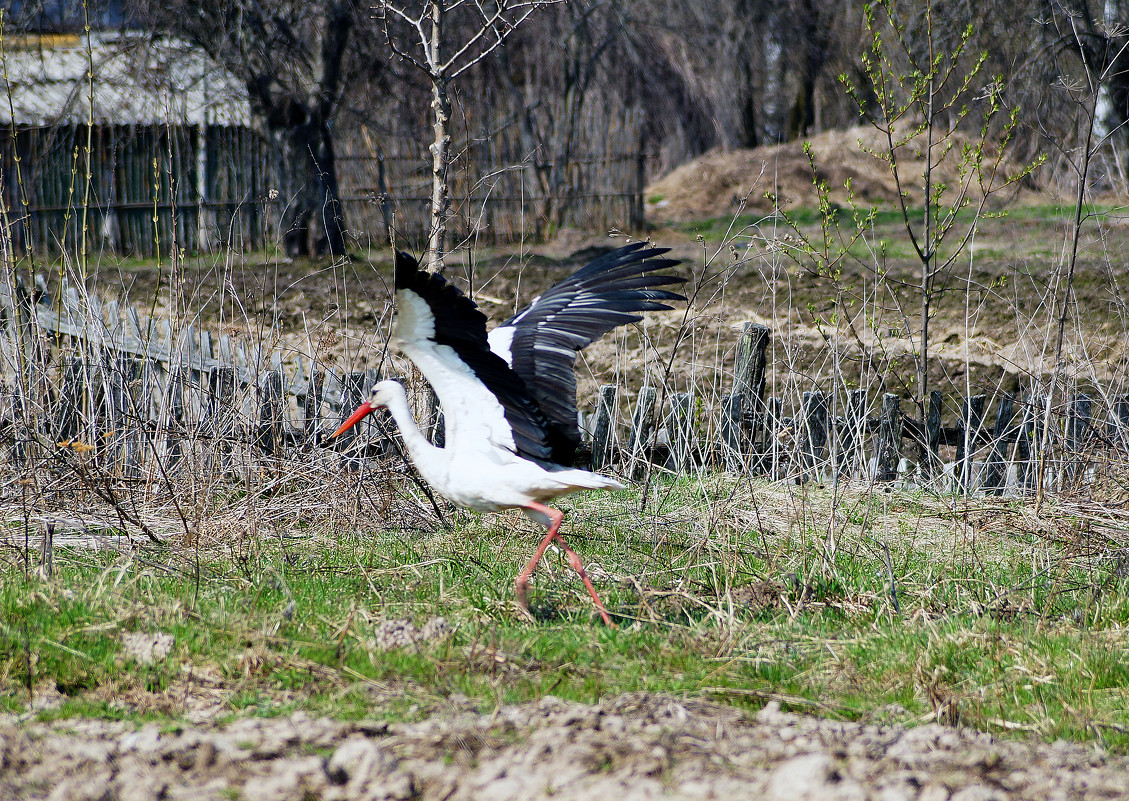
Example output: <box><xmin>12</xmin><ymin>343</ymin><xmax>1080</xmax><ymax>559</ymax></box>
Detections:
<box><xmin>515</xmin><ymin>579</ymin><xmax>615</xmax><ymax>627</ymax></box>
<box><xmin>566</xmin><ymin>557</ymin><xmax>615</xmax><ymax>627</ymax></box>
<box><xmin>514</xmin><ymin>574</ymin><xmax>533</xmax><ymax>615</ymax></box>
<box><xmin>519</xmin><ymin>553</ymin><xmax>618</xmax><ymax>628</ymax></box>
<box><xmin>513</xmin><ymin>594</ymin><xmax>537</xmax><ymax>623</ymax></box>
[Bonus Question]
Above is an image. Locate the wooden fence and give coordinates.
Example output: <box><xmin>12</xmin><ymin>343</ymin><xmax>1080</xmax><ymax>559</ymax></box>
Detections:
<box><xmin>336</xmin><ymin>142</ymin><xmax>650</xmax><ymax>249</ymax></box>
<box><xmin>1</xmin><ymin>280</ymin><xmax>1122</xmax><ymax>498</ymax></box>
<box><xmin>1</xmin><ymin>122</ymin><xmax>650</xmax><ymax>257</ymax></box>
<box><xmin>0</xmin><ymin>124</ymin><xmax>269</xmax><ymax>256</ymax></box>
<box><xmin>584</xmin><ymin>323</ymin><xmax>1128</xmax><ymax>496</ymax></box>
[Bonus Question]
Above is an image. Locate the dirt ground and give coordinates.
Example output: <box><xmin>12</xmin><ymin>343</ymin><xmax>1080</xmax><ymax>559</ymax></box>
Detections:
<box><xmin>83</xmin><ymin>210</ymin><xmax>1129</xmax><ymax>416</ymax></box>
<box><xmin>3</xmin><ymin>694</ymin><xmax>1128</xmax><ymax>800</ymax></box>
<box><xmin>66</xmin><ymin>119</ymin><xmax>1129</xmax><ymax>415</ymax></box>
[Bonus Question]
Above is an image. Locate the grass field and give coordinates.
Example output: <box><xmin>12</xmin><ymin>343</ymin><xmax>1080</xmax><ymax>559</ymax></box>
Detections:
<box><xmin>6</xmin><ymin>473</ymin><xmax>1129</xmax><ymax>751</ymax></box>
<box><xmin>4</xmin><ymin>199</ymin><xmax>1129</xmax><ymax>771</ymax></box>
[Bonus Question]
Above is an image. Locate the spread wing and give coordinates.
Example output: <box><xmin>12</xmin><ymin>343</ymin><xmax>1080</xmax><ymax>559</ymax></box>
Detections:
<box><xmin>487</xmin><ymin>243</ymin><xmax>685</xmax><ymax>461</ymax></box>
<box><xmin>393</xmin><ymin>251</ymin><xmax>555</xmax><ymax>462</ymax></box>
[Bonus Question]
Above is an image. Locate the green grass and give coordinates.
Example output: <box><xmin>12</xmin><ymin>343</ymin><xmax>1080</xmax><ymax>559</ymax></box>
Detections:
<box><xmin>665</xmin><ymin>201</ymin><xmax>1129</xmax><ymax>252</ymax></box>
<box><xmin>3</xmin><ymin>476</ymin><xmax>1129</xmax><ymax>750</ymax></box>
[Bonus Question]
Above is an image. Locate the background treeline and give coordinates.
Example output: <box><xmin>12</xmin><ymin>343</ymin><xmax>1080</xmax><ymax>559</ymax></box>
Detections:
<box><xmin>5</xmin><ymin>0</ymin><xmax>1127</xmax><ymax>253</ymax></box>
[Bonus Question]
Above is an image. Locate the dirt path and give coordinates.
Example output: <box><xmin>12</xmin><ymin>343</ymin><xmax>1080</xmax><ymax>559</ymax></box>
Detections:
<box><xmin>3</xmin><ymin>695</ymin><xmax>1127</xmax><ymax>800</ymax></box>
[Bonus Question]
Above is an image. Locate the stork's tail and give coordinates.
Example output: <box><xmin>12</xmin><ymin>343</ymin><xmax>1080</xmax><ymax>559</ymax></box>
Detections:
<box><xmin>546</xmin><ymin>466</ymin><xmax>626</xmax><ymax>493</ymax></box>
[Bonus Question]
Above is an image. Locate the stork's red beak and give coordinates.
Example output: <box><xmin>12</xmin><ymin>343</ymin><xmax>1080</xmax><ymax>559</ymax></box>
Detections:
<box><xmin>330</xmin><ymin>402</ymin><xmax>374</xmax><ymax>438</ymax></box>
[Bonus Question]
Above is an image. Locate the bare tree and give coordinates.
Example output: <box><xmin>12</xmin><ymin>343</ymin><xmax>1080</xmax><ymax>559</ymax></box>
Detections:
<box><xmin>838</xmin><ymin>0</ymin><xmax>1041</xmax><ymax>475</ymax></box>
<box><xmin>374</xmin><ymin>0</ymin><xmax>559</xmax><ymax>274</ymax></box>
<box><xmin>132</xmin><ymin>0</ymin><xmax>376</xmax><ymax>258</ymax></box>
<box><xmin>1046</xmin><ymin>0</ymin><xmax>1129</xmax><ymax>155</ymax></box>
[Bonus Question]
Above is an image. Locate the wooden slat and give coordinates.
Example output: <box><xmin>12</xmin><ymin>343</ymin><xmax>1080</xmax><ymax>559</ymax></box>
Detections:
<box><xmin>33</xmin><ymin>300</ymin><xmax>260</xmax><ymax>387</ymax></box>
<box><xmin>665</xmin><ymin>392</ymin><xmax>695</xmax><ymax>473</ymax></box>
<box><xmin>592</xmin><ymin>385</ymin><xmax>617</xmax><ymax>471</ymax></box>
<box><xmin>627</xmin><ymin>386</ymin><xmax>657</xmax><ymax>480</ymax></box>
<box><xmin>876</xmin><ymin>393</ymin><xmax>902</xmax><ymax>482</ymax></box>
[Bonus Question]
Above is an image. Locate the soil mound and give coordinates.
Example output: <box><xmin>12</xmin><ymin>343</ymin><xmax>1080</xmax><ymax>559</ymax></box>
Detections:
<box><xmin>646</xmin><ymin>124</ymin><xmax>1042</xmax><ymax>223</ymax></box>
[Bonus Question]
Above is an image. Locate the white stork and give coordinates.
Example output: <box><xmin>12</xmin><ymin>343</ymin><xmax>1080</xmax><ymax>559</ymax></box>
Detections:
<box><xmin>331</xmin><ymin>243</ymin><xmax>684</xmax><ymax>626</ymax></box>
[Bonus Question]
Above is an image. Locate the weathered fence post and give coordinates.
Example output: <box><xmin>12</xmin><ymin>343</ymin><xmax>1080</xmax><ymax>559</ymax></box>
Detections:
<box><xmin>983</xmin><ymin>394</ymin><xmax>1015</xmax><ymax>494</ymax></box>
<box><xmin>163</xmin><ymin>365</ymin><xmax>185</xmax><ymax>468</ymax></box>
<box><xmin>368</xmin><ymin>369</ymin><xmax>396</xmax><ymax>458</ymax></box>
<box><xmin>956</xmin><ymin>394</ymin><xmax>985</xmax><ymax>493</ymax></box>
<box><xmin>107</xmin><ymin>354</ymin><xmax>142</xmax><ymax>476</ymax></box>
<box><xmin>627</xmin><ymin>386</ymin><xmax>657</xmax><ymax>480</ymax></box>
<box><xmin>922</xmin><ymin>390</ymin><xmax>943</xmax><ymax>478</ymax></box>
<box><xmin>301</xmin><ymin>363</ymin><xmax>324</xmax><ymax>444</ymax></box>
<box><xmin>1016</xmin><ymin>393</ymin><xmax>1042</xmax><ymax>493</ymax></box>
<box><xmin>218</xmin><ymin>334</ymin><xmax>234</xmax><ymax>367</ymax></box>
<box><xmin>734</xmin><ymin>323</ymin><xmax>770</xmax><ymax>444</ymax></box>
<box><xmin>257</xmin><ymin>370</ymin><xmax>285</xmax><ymax>458</ymax></box>
<box><xmin>801</xmin><ymin>390</ymin><xmax>827</xmax><ymax>481</ymax></box>
<box><xmin>137</xmin><ymin>356</ymin><xmax>163</xmax><ymax>469</ymax></box>
<box><xmin>337</xmin><ymin>371</ymin><xmax>366</xmax><ymax>469</ymax></box>
<box><xmin>720</xmin><ymin>392</ymin><xmax>746</xmax><ymax>473</ymax></box>
<box><xmin>53</xmin><ymin>357</ymin><xmax>87</xmax><ymax>442</ymax></box>
<box><xmin>183</xmin><ymin>325</ymin><xmax>200</xmax><ymax>410</ymax></box>
<box><xmin>592</xmin><ymin>384</ymin><xmax>617</xmax><ymax>470</ymax></box>
<box><xmin>665</xmin><ymin>392</ymin><xmax>695</xmax><ymax>473</ymax></box>
<box><xmin>876</xmin><ymin>393</ymin><xmax>902</xmax><ymax>482</ymax></box>
<box><xmin>838</xmin><ymin>388</ymin><xmax>867</xmax><ymax>474</ymax></box>
<box><xmin>713</xmin><ymin>323</ymin><xmax>769</xmax><ymax>475</ymax></box>
<box><xmin>1066</xmin><ymin>393</ymin><xmax>1091</xmax><ymax>486</ymax></box>
<box><xmin>125</xmin><ymin>305</ymin><xmax>143</xmax><ymax>342</ymax></box>
<box><xmin>210</xmin><ymin>366</ymin><xmax>238</xmax><ymax>472</ymax></box>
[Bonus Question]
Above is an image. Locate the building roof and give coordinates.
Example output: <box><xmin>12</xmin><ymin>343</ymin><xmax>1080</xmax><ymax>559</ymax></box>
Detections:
<box><xmin>0</xmin><ymin>32</ymin><xmax>251</xmax><ymax>127</ymax></box>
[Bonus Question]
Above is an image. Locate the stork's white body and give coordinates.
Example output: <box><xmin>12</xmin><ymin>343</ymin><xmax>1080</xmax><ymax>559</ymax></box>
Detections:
<box><xmin>334</xmin><ymin>244</ymin><xmax>683</xmax><ymax>625</ymax></box>
<box><xmin>375</xmin><ymin>382</ymin><xmax>621</xmax><ymax>513</ymax></box>
<box><xmin>384</xmin><ymin>290</ymin><xmax>623</xmax><ymax>512</ymax></box>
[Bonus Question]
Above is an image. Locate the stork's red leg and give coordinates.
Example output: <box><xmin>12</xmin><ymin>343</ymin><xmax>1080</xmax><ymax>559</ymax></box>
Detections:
<box><xmin>516</xmin><ymin>501</ymin><xmax>615</xmax><ymax>627</ymax></box>
<box><xmin>515</xmin><ymin>504</ymin><xmax>563</xmax><ymax>613</ymax></box>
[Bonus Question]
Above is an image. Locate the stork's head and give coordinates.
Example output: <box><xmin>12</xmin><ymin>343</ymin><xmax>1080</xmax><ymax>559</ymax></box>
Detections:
<box><xmin>329</xmin><ymin>380</ymin><xmax>402</xmax><ymax>439</ymax></box>
<box><xmin>366</xmin><ymin>379</ymin><xmax>401</xmax><ymax>409</ymax></box>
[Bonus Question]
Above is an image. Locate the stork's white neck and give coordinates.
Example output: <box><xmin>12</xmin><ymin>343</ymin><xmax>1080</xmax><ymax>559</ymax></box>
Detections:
<box><xmin>380</xmin><ymin>381</ymin><xmax>445</xmax><ymax>480</ymax></box>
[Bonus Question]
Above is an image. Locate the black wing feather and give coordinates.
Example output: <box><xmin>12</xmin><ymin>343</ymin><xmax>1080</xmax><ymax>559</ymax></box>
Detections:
<box><xmin>394</xmin><ymin>252</ymin><xmax>556</xmax><ymax>462</ymax></box>
<box><xmin>500</xmin><ymin>244</ymin><xmax>685</xmax><ymax>462</ymax></box>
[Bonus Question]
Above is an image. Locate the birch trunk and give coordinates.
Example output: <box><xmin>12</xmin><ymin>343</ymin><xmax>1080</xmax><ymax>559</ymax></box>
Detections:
<box><xmin>427</xmin><ymin>0</ymin><xmax>450</xmax><ymax>274</ymax></box>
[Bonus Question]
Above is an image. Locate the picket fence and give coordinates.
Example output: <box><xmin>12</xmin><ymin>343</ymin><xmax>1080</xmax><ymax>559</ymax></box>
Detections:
<box><xmin>0</xmin><ymin>280</ymin><xmax>1123</xmax><ymax>497</ymax></box>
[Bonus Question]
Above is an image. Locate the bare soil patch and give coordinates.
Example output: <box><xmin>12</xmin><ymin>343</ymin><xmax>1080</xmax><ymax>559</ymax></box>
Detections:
<box><xmin>3</xmin><ymin>695</ymin><xmax>1127</xmax><ymax>800</ymax></box>
<box><xmin>82</xmin><ymin>200</ymin><xmax>1129</xmax><ymax>417</ymax></box>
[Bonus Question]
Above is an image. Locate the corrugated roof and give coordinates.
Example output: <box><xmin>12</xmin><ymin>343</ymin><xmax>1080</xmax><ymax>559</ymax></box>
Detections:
<box><xmin>0</xmin><ymin>32</ymin><xmax>251</xmax><ymax>126</ymax></box>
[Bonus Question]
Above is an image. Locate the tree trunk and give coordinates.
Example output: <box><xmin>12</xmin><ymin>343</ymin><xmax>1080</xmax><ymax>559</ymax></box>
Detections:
<box><xmin>737</xmin><ymin>57</ymin><xmax>760</xmax><ymax>148</ymax></box>
<box><xmin>786</xmin><ymin>0</ymin><xmax>828</xmax><ymax>139</ymax></box>
<box><xmin>240</xmin><ymin>0</ymin><xmax>356</xmax><ymax>260</ymax></box>
<box><xmin>428</xmin><ymin>0</ymin><xmax>451</xmax><ymax>274</ymax></box>
<box><xmin>1104</xmin><ymin>46</ymin><xmax>1129</xmax><ymax>158</ymax></box>
<box><xmin>274</xmin><ymin>104</ymin><xmax>347</xmax><ymax>258</ymax></box>
<box><xmin>429</xmin><ymin>72</ymin><xmax>451</xmax><ymax>272</ymax></box>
